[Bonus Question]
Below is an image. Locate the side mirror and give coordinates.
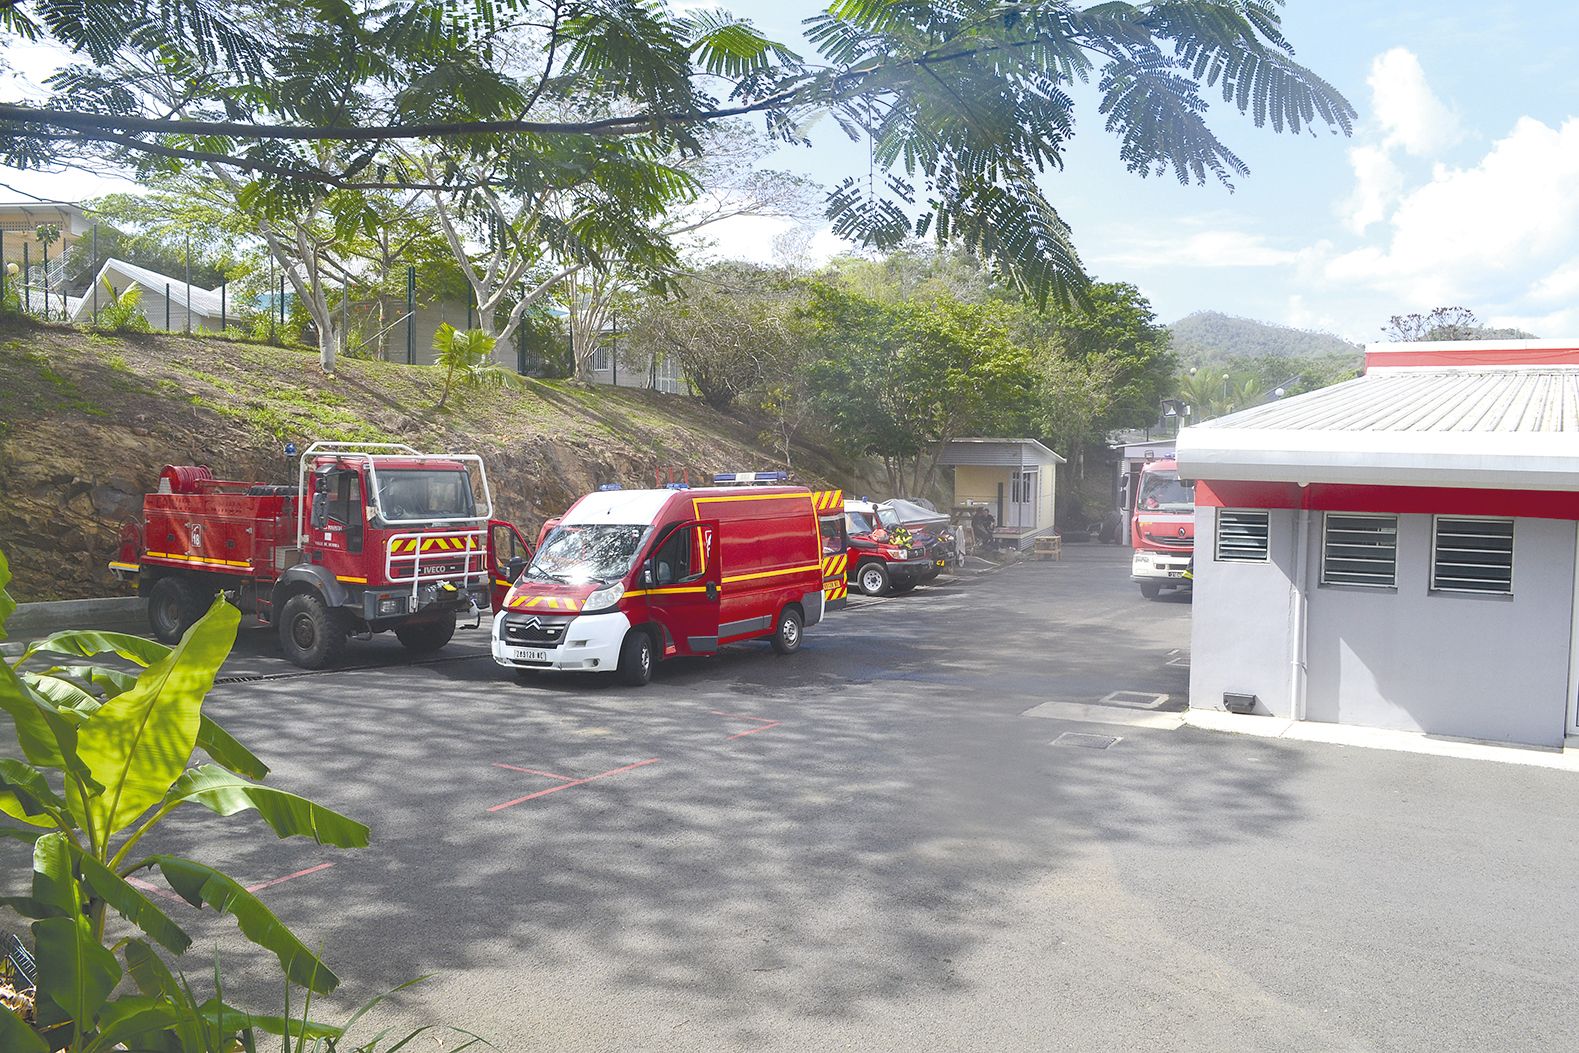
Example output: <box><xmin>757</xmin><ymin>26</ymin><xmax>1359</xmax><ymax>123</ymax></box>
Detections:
<box><xmin>641</xmin><ymin>564</ymin><xmax>654</xmax><ymax>587</ymax></box>
<box><xmin>505</xmin><ymin>555</ymin><xmax>528</xmax><ymax>581</ymax></box>
<box><xmin>314</xmin><ymin>472</ymin><xmax>330</xmax><ymax>494</ymax></box>
<box><xmin>310</xmin><ymin>491</ymin><xmax>329</xmax><ymax>529</ymax></box>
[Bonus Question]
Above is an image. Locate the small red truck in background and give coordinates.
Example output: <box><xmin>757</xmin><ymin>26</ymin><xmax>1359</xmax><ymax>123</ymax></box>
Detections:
<box><xmin>110</xmin><ymin>442</ymin><xmax>533</xmax><ymax>668</ymax></box>
<box><xmin>493</xmin><ymin>480</ymin><xmax>826</xmax><ymax>685</ymax></box>
<box><xmin>1128</xmin><ymin>456</ymin><xmax>1196</xmax><ymax>599</ymax></box>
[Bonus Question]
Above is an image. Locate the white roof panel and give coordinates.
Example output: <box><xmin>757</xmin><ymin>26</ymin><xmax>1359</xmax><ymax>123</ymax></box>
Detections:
<box><xmin>1177</xmin><ymin>368</ymin><xmax>1579</xmax><ymax>490</ymax></box>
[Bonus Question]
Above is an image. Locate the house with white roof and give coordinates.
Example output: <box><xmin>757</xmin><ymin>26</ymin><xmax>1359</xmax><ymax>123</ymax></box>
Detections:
<box><xmin>1178</xmin><ymin>338</ymin><xmax>1579</xmax><ymax>749</ymax></box>
<box><xmin>939</xmin><ymin>438</ymin><xmax>1065</xmax><ymax>548</ymax></box>
<box><xmin>66</xmin><ymin>257</ymin><xmax>228</xmax><ymax>332</ymax></box>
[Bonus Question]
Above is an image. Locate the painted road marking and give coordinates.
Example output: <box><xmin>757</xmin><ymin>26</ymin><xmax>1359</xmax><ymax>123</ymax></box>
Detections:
<box><xmin>711</xmin><ymin>711</ymin><xmax>782</xmax><ymax>739</ymax></box>
<box><xmin>127</xmin><ymin>862</ymin><xmax>336</xmax><ymax>903</ymax></box>
<box><xmin>488</xmin><ymin>758</ymin><xmax>660</xmax><ymax>812</ymax></box>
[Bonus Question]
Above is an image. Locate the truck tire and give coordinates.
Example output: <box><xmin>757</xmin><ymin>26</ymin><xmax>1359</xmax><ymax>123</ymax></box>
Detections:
<box><xmin>279</xmin><ymin>592</ymin><xmax>348</xmax><ymax>669</ymax></box>
<box><xmin>770</xmin><ymin>605</ymin><xmax>803</xmax><ymax>655</ymax></box>
<box><xmin>1139</xmin><ymin>581</ymin><xmax>1162</xmax><ymax>600</ymax></box>
<box><xmin>855</xmin><ymin>561</ymin><xmax>890</xmax><ymax>596</ymax></box>
<box><xmin>147</xmin><ymin>576</ymin><xmax>205</xmax><ymax>644</ymax></box>
<box><xmin>616</xmin><ymin>630</ymin><xmax>655</xmax><ymax>687</ymax></box>
<box><xmin>394</xmin><ymin>614</ymin><xmax>456</xmax><ymax>655</ymax></box>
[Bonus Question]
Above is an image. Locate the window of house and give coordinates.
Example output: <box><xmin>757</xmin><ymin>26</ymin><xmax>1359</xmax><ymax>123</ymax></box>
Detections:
<box><xmin>1215</xmin><ymin>509</ymin><xmax>1270</xmax><ymax>563</ymax></box>
<box><xmin>590</xmin><ymin>346</ymin><xmax>611</xmax><ymax>372</ymax></box>
<box><xmin>1321</xmin><ymin>513</ymin><xmax>1398</xmax><ymax>588</ymax></box>
<box><xmin>1431</xmin><ymin>517</ymin><xmax>1514</xmax><ymax>595</ymax></box>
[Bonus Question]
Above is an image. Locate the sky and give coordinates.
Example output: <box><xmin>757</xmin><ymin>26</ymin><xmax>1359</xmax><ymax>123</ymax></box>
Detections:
<box><xmin>3</xmin><ymin>1</ymin><xmax>1578</xmax><ymax>341</ymax></box>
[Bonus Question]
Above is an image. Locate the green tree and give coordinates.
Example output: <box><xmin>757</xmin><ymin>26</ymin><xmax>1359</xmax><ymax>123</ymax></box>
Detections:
<box><xmin>431</xmin><ymin>323</ymin><xmax>519</xmax><ymax>409</ymax></box>
<box><xmin>3</xmin><ymin>0</ymin><xmax>1354</xmax><ymax>314</ymax></box>
<box><xmin>806</xmin><ymin>284</ymin><xmax>1033</xmax><ymax>495</ymax></box>
<box><xmin>1382</xmin><ymin>306</ymin><xmax>1537</xmax><ymax>342</ymax></box>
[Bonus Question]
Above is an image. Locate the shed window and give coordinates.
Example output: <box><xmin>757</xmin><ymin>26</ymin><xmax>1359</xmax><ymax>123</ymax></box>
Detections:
<box><xmin>1215</xmin><ymin>510</ymin><xmax>1270</xmax><ymax>563</ymax></box>
<box><xmin>1322</xmin><ymin>514</ymin><xmax>1397</xmax><ymax>588</ymax></box>
<box><xmin>1431</xmin><ymin>517</ymin><xmax>1514</xmax><ymax>595</ymax></box>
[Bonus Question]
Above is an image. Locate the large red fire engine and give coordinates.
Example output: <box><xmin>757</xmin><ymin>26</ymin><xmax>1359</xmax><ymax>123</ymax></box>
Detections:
<box><xmin>110</xmin><ymin>442</ymin><xmax>533</xmax><ymax>668</ymax></box>
<box><xmin>1128</xmin><ymin>455</ymin><xmax>1196</xmax><ymax>599</ymax></box>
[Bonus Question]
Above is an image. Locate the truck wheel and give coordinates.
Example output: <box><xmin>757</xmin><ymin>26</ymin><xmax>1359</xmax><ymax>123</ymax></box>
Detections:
<box><xmin>616</xmin><ymin>630</ymin><xmax>655</xmax><ymax>686</ymax></box>
<box><xmin>147</xmin><ymin>577</ymin><xmax>204</xmax><ymax>644</ymax></box>
<box><xmin>394</xmin><ymin>614</ymin><xmax>456</xmax><ymax>655</ymax></box>
<box><xmin>279</xmin><ymin>592</ymin><xmax>348</xmax><ymax>669</ymax></box>
<box><xmin>770</xmin><ymin>606</ymin><xmax>803</xmax><ymax>655</ymax></box>
<box><xmin>855</xmin><ymin>561</ymin><xmax>890</xmax><ymax>596</ymax></box>
<box><xmin>1139</xmin><ymin>581</ymin><xmax>1162</xmax><ymax>600</ymax></box>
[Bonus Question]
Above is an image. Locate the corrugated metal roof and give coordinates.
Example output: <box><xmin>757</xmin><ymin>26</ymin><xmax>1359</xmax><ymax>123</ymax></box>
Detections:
<box><xmin>938</xmin><ymin>438</ymin><xmax>1066</xmax><ymax>466</ymax></box>
<box><xmin>1195</xmin><ymin>369</ymin><xmax>1579</xmax><ymax>434</ymax></box>
<box><xmin>72</xmin><ymin>258</ymin><xmax>225</xmax><ymax>320</ymax></box>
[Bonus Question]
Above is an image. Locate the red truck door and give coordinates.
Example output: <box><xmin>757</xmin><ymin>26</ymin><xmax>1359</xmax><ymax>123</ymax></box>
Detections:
<box><xmin>645</xmin><ymin>519</ymin><xmax>720</xmax><ymax>655</ymax></box>
<box><xmin>487</xmin><ymin>519</ymin><xmax>533</xmax><ymax>611</ymax></box>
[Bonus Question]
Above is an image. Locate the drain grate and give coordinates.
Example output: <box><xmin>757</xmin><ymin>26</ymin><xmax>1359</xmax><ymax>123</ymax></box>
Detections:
<box><xmin>1101</xmin><ymin>690</ymin><xmax>1170</xmax><ymax>710</ymax></box>
<box><xmin>1053</xmin><ymin>732</ymin><xmax>1121</xmax><ymax>749</ymax></box>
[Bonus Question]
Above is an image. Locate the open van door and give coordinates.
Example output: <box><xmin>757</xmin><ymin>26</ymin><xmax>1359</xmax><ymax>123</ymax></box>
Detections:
<box><xmin>645</xmin><ymin>519</ymin><xmax>721</xmax><ymax>655</ymax></box>
<box><xmin>487</xmin><ymin>519</ymin><xmax>532</xmax><ymax>612</ymax></box>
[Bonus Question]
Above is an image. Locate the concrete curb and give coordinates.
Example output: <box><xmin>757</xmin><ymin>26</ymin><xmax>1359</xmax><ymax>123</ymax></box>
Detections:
<box><xmin>2</xmin><ymin>597</ymin><xmax>146</xmax><ymax>655</ymax></box>
<box><xmin>1182</xmin><ymin>708</ymin><xmax>1579</xmax><ymax>772</ymax></box>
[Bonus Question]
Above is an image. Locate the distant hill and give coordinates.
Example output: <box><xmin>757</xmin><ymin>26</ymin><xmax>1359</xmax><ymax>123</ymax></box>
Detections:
<box><xmin>1169</xmin><ymin>311</ymin><xmax>1363</xmax><ymax>363</ymax></box>
<box><xmin>1167</xmin><ymin>311</ymin><xmax>1365</xmax><ymax>393</ymax></box>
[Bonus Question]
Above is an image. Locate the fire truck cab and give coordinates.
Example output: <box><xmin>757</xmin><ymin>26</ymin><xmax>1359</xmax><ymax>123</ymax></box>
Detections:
<box><xmin>1128</xmin><ymin>456</ymin><xmax>1195</xmax><ymax>599</ymax></box>
<box><xmin>113</xmin><ymin>442</ymin><xmax>532</xmax><ymax>668</ymax></box>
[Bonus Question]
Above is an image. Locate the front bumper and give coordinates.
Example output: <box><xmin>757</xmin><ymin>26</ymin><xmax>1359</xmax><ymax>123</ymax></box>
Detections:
<box><xmin>491</xmin><ymin>609</ymin><xmax>631</xmax><ymax>673</ymax></box>
<box><xmin>1131</xmin><ymin>550</ymin><xmax>1192</xmax><ymax>584</ymax></box>
<box><xmin>885</xmin><ymin>557</ymin><xmax>935</xmax><ymax>583</ymax></box>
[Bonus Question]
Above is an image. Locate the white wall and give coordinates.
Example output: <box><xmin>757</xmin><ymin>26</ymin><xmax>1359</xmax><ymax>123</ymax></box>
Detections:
<box><xmin>1304</xmin><ymin>514</ymin><xmax>1574</xmax><ymax>748</ymax></box>
<box><xmin>1189</xmin><ymin>505</ymin><xmax>1300</xmax><ymax>717</ymax></box>
<box><xmin>1191</xmin><ymin>506</ymin><xmax>1578</xmax><ymax>748</ymax></box>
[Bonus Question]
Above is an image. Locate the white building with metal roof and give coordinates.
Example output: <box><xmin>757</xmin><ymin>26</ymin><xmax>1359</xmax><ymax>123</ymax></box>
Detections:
<box><xmin>66</xmin><ymin>257</ymin><xmax>228</xmax><ymax>332</ymax></box>
<box><xmin>1178</xmin><ymin>339</ymin><xmax>1579</xmax><ymax>749</ymax></box>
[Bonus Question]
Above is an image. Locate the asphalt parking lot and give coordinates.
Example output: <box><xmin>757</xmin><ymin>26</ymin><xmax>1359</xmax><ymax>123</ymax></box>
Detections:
<box><xmin>10</xmin><ymin>545</ymin><xmax>1579</xmax><ymax>1051</ymax></box>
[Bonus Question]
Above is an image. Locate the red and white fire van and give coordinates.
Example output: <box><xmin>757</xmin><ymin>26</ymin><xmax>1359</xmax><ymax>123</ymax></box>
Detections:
<box><xmin>492</xmin><ymin>485</ymin><xmax>826</xmax><ymax>685</ymax></box>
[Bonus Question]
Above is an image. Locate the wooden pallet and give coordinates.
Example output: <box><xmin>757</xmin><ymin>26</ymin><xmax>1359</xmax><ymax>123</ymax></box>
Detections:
<box><xmin>1032</xmin><ymin>534</ymin><xmax>1062</xmax><ymax>561</ymax></box>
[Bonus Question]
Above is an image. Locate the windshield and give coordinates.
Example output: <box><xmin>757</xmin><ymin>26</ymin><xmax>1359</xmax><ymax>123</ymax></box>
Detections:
<box><xmin>525</xmin><ymin>524</ymin><xmax>650</xmax><ymax>585</ymax></box>
<box><xmin>1138</xmin><ymin>470</ymin><xmax>1195</xmax><ymax>513</ymax></box>
<box><xmin>845</xmin><ymin>510</ymin><xmax>875</xmax><ymax>535</ymax></box>
<box><xmin>376</xmin><ymin>469</ymin><xmax>476</xmax><ymax>521</ymax></box>
<box><xmin>877</xmin><ymin>506</ymin><xmax>901</xmax><ymax>528</ymax></box>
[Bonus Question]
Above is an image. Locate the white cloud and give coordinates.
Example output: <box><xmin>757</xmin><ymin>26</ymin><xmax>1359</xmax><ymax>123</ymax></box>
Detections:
<box><xmin>1341</xmin><ymin>143</ymin><xmax>1404</xmax><ymax>235</ymax></box>
<box><xmin>1098</xmin><ymin>230</ymin><xmax>1302</xmax><ymax>270</ymax></box>
<box><xmin>1324</xmin><ymin>116</ymin><xmax>1579</xmax><ymax>305</ymax></box>
<box><xmin>1529</xmin><ymin>258</ymin><xmax>1579</xmax><ymax>304</ymax></box>
<box><xmin>1368</xmin><ymin>47</ymin><xmax>1462</xmax><ymax>156</ymax></box>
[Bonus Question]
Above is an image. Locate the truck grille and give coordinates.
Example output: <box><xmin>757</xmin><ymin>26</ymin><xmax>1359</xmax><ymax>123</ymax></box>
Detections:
<box><xmin>502</xmin><ymin>614</ymin><xmax>571</xmax><ymax>646</ymax></box>
<box><xmin>1141</xmin><ymin>531</ymin><xmax>1193</xmax><ymax>550</ymax></box>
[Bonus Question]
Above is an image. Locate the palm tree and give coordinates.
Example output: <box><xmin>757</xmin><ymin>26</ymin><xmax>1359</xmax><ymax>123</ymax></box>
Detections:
<box><xmin>431</xmin><ymin>323</ymin><xmax>520</xmax><ymax>409</ymax></box>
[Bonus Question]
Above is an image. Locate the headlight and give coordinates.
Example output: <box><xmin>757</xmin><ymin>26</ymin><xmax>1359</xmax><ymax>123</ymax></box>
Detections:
<box><xmin>583</xmin><ymin>582</ymin><xmax>624</xmax><ymax>613</ymax></box>
<box><xmin>377</xmin><ymin>596</ymin><xmax>405</xmax><ymax>616</ymax></box>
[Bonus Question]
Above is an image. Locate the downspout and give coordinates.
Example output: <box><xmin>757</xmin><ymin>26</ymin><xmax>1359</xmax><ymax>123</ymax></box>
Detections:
<box><xmin>1287</xmin><ymin>501</ymin><xmax>1312</xmax><ymax>722</ymax></box>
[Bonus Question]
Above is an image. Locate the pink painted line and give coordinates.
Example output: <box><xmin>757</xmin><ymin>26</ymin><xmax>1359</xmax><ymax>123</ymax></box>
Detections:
<box><xmin>727</xmin><ymin>721</ymin><xmax>782</xmax><ymax>740</ymax></box>
<box><xmin>245</xmin><ymin>862</ymin><xmax>335</xmax><ymax>893</ymax></box>
<box><xmin>493</xmin><ymin>763</ymin><xmax>575</xmax><ymax>782</ymax></box>
<box><xmin>488</xmin><ymin>758</ymin><xmax>660</xmax><ymax>812</ymax></box>
<box><xmin>126</xmin><ymin>875</ymin><xmax>187</xmax><ymax>905</ymax></box>
<box><xmin>709</xmin><ymin>710</ymin><xmax>782</xmax><ymax>739</ymax></box>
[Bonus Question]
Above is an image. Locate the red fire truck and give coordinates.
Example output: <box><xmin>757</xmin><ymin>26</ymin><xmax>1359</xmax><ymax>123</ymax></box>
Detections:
<box><xmin>1128</xmin><ymin>456</ymin><xmax>1196</xmax><ymax>599</ymax></box>
<box><xmin>110</xmin><ymin>442</ymin><xmax>533</xmax><ymax>668</ymax></box>
<box><xmin>492</xmin><ymin>481</ymin><xmax>826</xmax><ymax>686</ymax></box>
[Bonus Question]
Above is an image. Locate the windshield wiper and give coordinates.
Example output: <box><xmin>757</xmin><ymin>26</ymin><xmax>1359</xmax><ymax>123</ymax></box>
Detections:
<box><xmin>529</xmin><ymin>570</ymin><xmax>569</xmax><ymax>583</ymax></box>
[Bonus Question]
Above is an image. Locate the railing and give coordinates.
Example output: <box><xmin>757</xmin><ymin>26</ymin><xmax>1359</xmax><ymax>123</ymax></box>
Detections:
<box><xmin>384</xmin><ymin>528</ymin><xmax>490</xmax><ymax>603</ymax></box>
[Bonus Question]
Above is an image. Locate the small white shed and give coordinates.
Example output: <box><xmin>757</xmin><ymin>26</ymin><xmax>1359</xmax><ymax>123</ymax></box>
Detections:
<box><xmin>938</xmin><ymin>438</ymin><xmax>1065</xmax><ymax>547</ymax></box>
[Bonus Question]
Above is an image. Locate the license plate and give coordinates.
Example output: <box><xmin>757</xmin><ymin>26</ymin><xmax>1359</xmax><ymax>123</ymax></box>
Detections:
<box><xmin>507</xmin><ymin>646</ymin><xmax>552</xmax><ymax>663</ymax></box>
<box><xmin>935</xmin><ymin>559</ymin><xmax>946</xmax><ymax>568</ymax></box>
<box><xmin>1167</xmin><ymin>570</ymin><xmax>1183</xmax><ymax>578</ymax></box>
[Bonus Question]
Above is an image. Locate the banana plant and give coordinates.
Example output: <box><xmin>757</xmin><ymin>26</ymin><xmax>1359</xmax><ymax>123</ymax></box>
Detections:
<box><xmin>0</xmin><ymin>547</ymin><xmax>370</xmax><ymax>1051</ymax></box>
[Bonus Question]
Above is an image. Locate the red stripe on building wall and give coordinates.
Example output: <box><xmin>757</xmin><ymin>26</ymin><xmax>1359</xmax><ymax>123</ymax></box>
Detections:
<box><xmin>1197</xmin><ymin>480</ymin><xmax>1579</xmax><ymax>521</ymax></box>
<box><xmin>1366</xmin><ymin>346</ymin><xmax>1579</xmax><ymax>370</ymax></box>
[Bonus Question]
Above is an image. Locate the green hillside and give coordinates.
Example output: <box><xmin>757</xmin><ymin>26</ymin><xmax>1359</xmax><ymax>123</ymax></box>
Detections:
<box><xmin>0</xmin><ymin>321</ymin><xmax>863</xmax><ymax>601</ymax></box>
<box><xmin>1168</xmin><ymin>310</ymin><xmax>1364</xmax><ymax>392</ymax></box>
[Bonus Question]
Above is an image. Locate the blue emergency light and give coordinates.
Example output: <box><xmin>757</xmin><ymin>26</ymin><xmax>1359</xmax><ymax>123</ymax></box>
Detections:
<box><xmin>598</xmin><ymin>483</ymin><xmax>623</xmax><ymax>491</ymax></box>
<box><xmin>714</xmin><ymin>471</ymin><xmax>788</xmax><ymax>484</ymax></box>
<box><xmin>665</xmin><ymin>482</ymin><xmax>690</xmax><ymax>489</ymax></box>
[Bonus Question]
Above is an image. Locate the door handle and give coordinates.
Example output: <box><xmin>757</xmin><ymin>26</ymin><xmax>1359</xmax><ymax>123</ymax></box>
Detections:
<box><xmin>706</xmin><ymin>582</ymin><xmax>719</xmax><ymax>602</ymax></box>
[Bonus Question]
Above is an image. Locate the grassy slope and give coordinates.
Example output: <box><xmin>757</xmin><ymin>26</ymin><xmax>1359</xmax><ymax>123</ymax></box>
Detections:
<box><xmin>0</xmin><ymin>321</ymin><xmax>858</xmax><ymax>602</ymax></box>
